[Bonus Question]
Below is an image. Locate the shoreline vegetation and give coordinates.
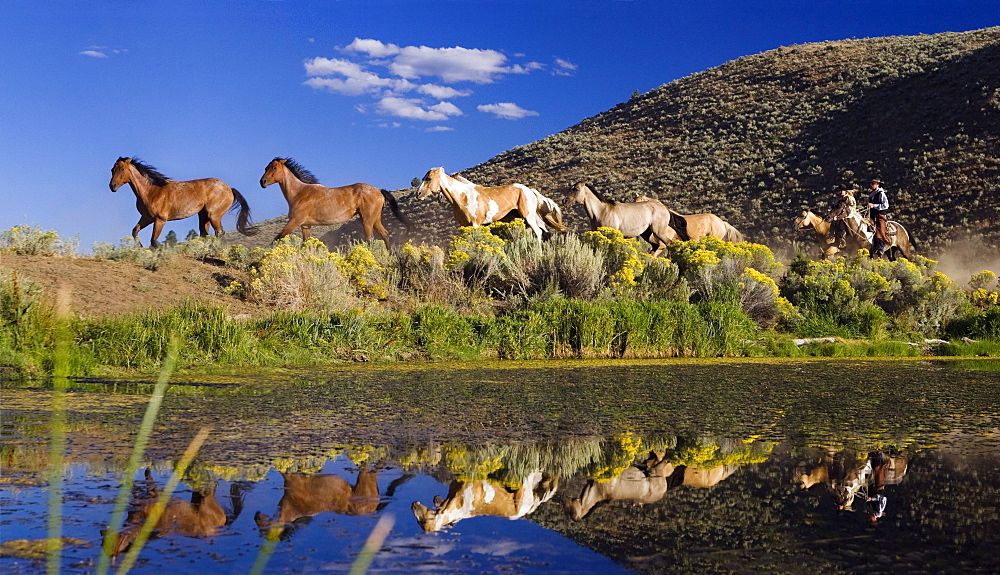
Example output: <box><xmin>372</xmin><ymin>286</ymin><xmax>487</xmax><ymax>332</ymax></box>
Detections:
<box><xmin>2</xmin><ymin>223</ymin><xmax>999</xmax><ymax>379</ymax></box>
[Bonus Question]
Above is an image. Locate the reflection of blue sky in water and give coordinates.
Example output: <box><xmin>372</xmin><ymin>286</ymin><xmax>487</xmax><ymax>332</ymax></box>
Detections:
<box><xmin>0</xmin><ymin>456</ymin><xmax>628</xmax><ymax>574</ymax></box>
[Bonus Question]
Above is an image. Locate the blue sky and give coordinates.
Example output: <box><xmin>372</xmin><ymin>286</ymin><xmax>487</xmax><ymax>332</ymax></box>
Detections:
<box><xmin>2</xmin><ymin>0</ymin><xmax>997</xmax><ymax>250</ymax></box>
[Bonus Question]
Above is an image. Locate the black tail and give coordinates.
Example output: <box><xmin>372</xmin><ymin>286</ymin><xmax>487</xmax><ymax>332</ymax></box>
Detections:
<box><xmin>668</xmin><ymin>210</ymin><xmax>690</xmax><ymax>241</ymax></box>
<box><xmin>382</xmin><ymin>189</ymin><xmax>413</xmax><ymax>232</ymax></box>
<box><xmin>229</xmin><ymin>188</ymin><xmax>257</xmax><ymax>235</ymax></box>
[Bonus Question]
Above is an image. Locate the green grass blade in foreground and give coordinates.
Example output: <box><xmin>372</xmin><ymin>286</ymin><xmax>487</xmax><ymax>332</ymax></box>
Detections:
<box><xmin>349</xmin><ymin>515</ymin><xmax>395</xmax><ymax>575</ymax></box>
<box><xmin>45</xmin><ymin>288</ymin><xmax>71</xmax><ymax>575</ymax></box>
<box><xmin>95</xmin><ymin>336</ymin><xmax>179</xmax><ymax>575</ymax></box>
<box><xmin>115</xmin><ymin>427</ymin><xmax>211</xmax><ymax>575</ymax></box>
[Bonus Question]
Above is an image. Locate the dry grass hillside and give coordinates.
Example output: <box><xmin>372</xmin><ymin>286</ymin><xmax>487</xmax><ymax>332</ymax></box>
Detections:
<box><xmin>235</xmin><ymin>27</ymin><xmax>1000</xmax><ymax>255</ymax></box>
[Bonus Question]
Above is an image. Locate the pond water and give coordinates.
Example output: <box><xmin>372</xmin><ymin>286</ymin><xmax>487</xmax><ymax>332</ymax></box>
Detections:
<box><xmin>2</xmin><ymin>359</ymin><xmax>998</xmax><ymax>574</ymax></box>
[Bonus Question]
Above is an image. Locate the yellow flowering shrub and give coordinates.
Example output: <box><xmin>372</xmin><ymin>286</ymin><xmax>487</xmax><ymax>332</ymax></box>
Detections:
<box><xmin>1</xmin><ymin>225</ymin><xmax>78</xmax><ymax>256</ymax></box>
<box><xmin>581</xmin><ymin>227</ymin><xmax>646</xmax><ymax>292</ymax></box>
<box><xmin>589</xmin><ymin>432</ymin><xmax>644</xmax><ymax>482</ymax></box>
<box><xmin>245</xmin><ymin>237</ymin><xmax>352</xmax><ymax>310</ymax></box>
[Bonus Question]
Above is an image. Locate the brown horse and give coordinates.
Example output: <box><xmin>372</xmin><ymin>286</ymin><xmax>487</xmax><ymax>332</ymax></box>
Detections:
<box><xmin>254</xmin><ymin>466</ymin><xmax>381</xmax><ymax>539</ymax></box>
<box><xmin>795</xmin><ymin>210</ymin><xmax>913</xmax><ymax>260</ymax></box>
<box><xmin>104</xmin><ymin>469</ymin><xmax>228</xmax><ymax>556</ymax></box>
<box><xmin>411</xmin><ymin>470</ymin><xmax>558</xmax><ymax>532</ymax></box>
<box><xmin>110</xmin><ymin>157</ymin><xmax>254</xmax><ymax>248</ymax></box>
<box><xmin>259</xmin><ymin>158</ymin><xmax>411</xmax><ymax>246</ymax></box>
<box><xmin>567</xmin><ymin>182</ymin><xmax>686</xmax><ymax>256</ymax></box>
<box><xmin>416</xmin><ymin>168</ymin><xmax>568</xmax><ymax>240</ymax></box>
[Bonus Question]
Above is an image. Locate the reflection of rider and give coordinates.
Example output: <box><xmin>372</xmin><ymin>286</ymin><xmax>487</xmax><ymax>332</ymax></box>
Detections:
<box><xmin>867</xmin><ymin>179</ymin><xmax>890</xmax><ymax>256</ymax></box>
<box><xmin>866</xmin><ymin>451</ymin><xmax>890</xmax><ymax>524</ymax></box>
<box><xmin>826</xmin><ymin>189</ymin><xmax>858</xmax><ymax>248</ymax></box>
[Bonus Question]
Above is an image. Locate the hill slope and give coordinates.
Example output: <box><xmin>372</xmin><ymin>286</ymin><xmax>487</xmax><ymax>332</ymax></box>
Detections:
<box><xmin>240</xmin><ymin>27</ymin><xmax>1000</xmax><ymax>255</ymax></box>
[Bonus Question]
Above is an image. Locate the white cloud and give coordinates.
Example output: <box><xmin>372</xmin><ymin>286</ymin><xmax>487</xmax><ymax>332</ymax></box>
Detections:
<box><xmin>477</xmin><ymin>102</ymin><xmax>539</xmax><ymax>120</ymax></box>
<box><xmin>343</xmin><ymin>38</ymin><xmax>400</xmax><ymax>58</ymax></box>
<box><xmin>417</xmin><ymin>84</ymin><xmax>472</xmax><ymax>99</ymax></box>
<box><xmin>554</xmin><ymin>58</ymin><xmax>578</xmax><ymax>76</ymax></box>
<box><xmin>390</xmin><ymin>45</ymin><xmax>517</xmax><ymax>84</ymax></box>
<box><xmin>376</xmin><ymin>97</ymin><xmax>463</xmax><ymax>121</ymax></box>
<box><xmin>427</xmin><ymin>126</ymin><xmax>454</xmax><ymax>132</ymax></box>
<box><xmin>80</xmin><ymin>46</ymin><xmax>126</xmax><ymax>58</ymax></box>
<box><xmin>304</xmin><ymin>38</ymin><xmax>566</xmax><ymax>125</ymax></box>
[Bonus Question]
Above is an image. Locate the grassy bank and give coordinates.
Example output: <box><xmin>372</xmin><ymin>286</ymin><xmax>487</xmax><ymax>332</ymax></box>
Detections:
<box><xmin>2</xmin><ymin>223</ymin><xmax>999</xmax><ymax>378</ymax></box>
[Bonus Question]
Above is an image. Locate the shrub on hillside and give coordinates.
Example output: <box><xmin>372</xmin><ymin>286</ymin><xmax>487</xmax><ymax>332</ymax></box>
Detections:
<box><xmin>1</xmin><ymin>225</ymin><xmax>78</xmax><ymax>257</ymax></box>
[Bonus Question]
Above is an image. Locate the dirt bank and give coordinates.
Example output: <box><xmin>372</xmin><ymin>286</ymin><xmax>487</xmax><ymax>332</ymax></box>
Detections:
<box><xmin>0</xmin><ymin>252</ymin><xmax>270</xmax><ymax>319</ymax></box>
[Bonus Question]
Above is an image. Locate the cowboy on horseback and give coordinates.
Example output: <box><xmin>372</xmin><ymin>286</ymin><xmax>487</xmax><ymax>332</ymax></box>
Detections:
<box><xmin>867</xmin><ymin>179</ymin><xmax>890</xmax><ymax>257</ymax></box>
<box><xmin>825</xmin><ymin>188</ymin><xmax>859</xmax><ymax>248</ymax></box>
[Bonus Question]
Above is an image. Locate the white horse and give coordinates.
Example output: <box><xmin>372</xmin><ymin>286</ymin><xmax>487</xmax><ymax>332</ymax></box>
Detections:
<box><xmin>416</xmin><ymin>167</ymin><xmax>567</xmax><ymax>240</ymax></box>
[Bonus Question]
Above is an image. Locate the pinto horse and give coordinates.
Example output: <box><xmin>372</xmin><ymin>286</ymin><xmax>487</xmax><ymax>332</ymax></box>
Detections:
<box><xmin>110</xmin><ymin>157</ymin><xmax>254</xmax><ymax>248</ymax></box>
<box><xmin>411</xmin><ymin>470</ymin><xmax>558</xmax><ymax>532</ymax></box>
<box><xmin>416</xmin><ymin>167</ymin><xmax>567</xmax><ymax>240</ymax></box>
<box><xmin>566</xmin><ymin>182</ymin><xmax>687</xmax><ymax>257</ymax></box>
<box><xmin>795</xmin><ymin>210</ymin><xmax>913</xmax><ymax>260</ymax></box>
<box><xmin>260</xmin><ymin>158</ymin><xmax>411</xmax><ymax>246</ymax></box>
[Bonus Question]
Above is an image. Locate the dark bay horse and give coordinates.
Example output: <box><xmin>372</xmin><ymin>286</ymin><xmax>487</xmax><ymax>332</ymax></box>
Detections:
<box><xmin>260</xmin><ymin>157</ymin><xmax>411</xmax><ymax>246</ymax></box>
<box><xmin>110</xmin><ymin>157</ymin><xmax>254</xmax><ymax>248</ymax></box>
<box><xmin>567</xmin><ymin>182</ymin><xmax>687</xmax><ymax>256</ymax></box>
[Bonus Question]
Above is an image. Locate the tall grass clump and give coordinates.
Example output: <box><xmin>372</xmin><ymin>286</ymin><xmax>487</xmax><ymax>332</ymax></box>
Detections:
<box><xmin>76</xmin><ymin>301</ymin><xmax>264</xmax><ymax>370</ymax></box>
<box><xmin>0</xmin><ymin>270</ymin><xmax>93</xmax><ymax>378</ymax></box>
<box><xmin>1</xmin><ymin>225</ymin><xmax>79</xmax><ymax>256</ymax></box>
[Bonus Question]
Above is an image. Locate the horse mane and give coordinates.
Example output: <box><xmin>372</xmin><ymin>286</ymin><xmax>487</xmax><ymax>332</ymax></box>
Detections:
<box><xmin>277</xmin><ymin>157</ymin><xmax>320</xmax><ymax>184</ymax></box>
<box><xmin>581</xmin><ymin>183</ymin><xmax>618</xmax><ymax>206</ymax></box>
<box><xmin>125</xmin><ymin>157</ymin><xmax>170</xmax><ymax>187</ymax></box>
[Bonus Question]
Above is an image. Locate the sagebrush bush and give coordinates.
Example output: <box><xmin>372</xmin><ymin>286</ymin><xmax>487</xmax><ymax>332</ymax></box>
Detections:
<box><xmin>1</xmin><ymin>225</ymin><xmax>79</xmax><ymax>257</ymax></box>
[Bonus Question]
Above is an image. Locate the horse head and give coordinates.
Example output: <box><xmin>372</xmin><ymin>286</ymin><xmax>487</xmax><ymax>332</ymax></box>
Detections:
<box><xmin>566</xmin><ymin>182</ymin><xmax>589</xmax><ymax>205</ymax></box>
<box><xmin>794</xmin><ymin>210</ymin><xmax>816</xmax><ymax>232</ymax></box>
<box><xmin>259</xmin><ymin>158</ymin><xmax>287</xmax><ymax>188</ymax></box>
<box><xmin>109</xmin><ymin>157</ymin><xmax>133</xmax><ymax>192</ymax></box>
<box><xmin>415</xmin><ymin>167</ymin><xmax>445</xmax><ymax>200</ymax></box>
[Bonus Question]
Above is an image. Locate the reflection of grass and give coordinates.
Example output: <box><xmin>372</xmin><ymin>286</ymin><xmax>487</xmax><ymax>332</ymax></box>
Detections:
<box><xmin>948</xmin><ymin>359</ymin><xmax>1000</xmax><ymax>372</ymax></box>
<box><xmin>95</xmin><ymin>337</ymin><xmax>179</xmax><ymax>574</ymax></box>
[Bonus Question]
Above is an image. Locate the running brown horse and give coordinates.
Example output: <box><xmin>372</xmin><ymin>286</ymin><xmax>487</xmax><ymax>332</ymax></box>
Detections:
<box><xmin>260</xmin><ymin>157</ymin><xmax>411</xmax><ymax>247</ymax></box>
<box><xmin>567</xmin><ymin>182</ymin><xmax>686</xmax><ymax>257</ymax></box>
<box><xmin>110</xmin><ymin>157</ymin><xmax>254</xmax><ymax>248</ymax></box>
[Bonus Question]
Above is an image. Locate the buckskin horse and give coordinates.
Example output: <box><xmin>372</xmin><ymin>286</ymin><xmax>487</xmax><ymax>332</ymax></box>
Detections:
<box><xmin>795</xmin><ymin>209</ymin><xmax>913</xmax><ymax>260</ymax></box>
<box><xmin>416</xmin><ymin>167</ymin><xmax>567</xmax><ymax>240</ymax></box>
<box><xmin>567</xmin><ymin>182</ymin><xmax>687</xmax><ymax>256</ymax></box>
<box><xmin>634</xmin><ymin>197</ymin><xmax>744</xmax><ymax>242</ymax></box>
<box><xmin>110</xmin><ymin>157</ymin><xmax>254</xmax><ymax>248</ymax></box>
<box><xmin>259</xmin><ymin>157</ymin><xmax>412</xmax><ymax>247</ymax></box>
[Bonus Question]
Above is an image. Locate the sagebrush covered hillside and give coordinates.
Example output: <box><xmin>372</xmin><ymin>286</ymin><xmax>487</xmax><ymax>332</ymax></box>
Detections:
<box><xmin>244</xmin><ymin>27</ymin><xmax>1000</xmax><ymax>254</ymax></box>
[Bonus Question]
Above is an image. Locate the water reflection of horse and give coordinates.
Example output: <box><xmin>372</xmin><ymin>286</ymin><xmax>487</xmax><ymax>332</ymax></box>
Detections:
<box><xmin>795</xmin><ymin>210</ymin><xmax>914</xmax><ymax>261</ymax></box>
<box><xmin>416</xmin><ymin>168</ymin><xmax>567</xmax><ymax>240</ymax></box>
<box><xmin>795</xmin><ymin>448</ymin><xmax>908</xmax><ymax>510</ymax></box>
<box><xmin>565</xmin><ymin>451</ymin><xmax>741</xmax><ymax>520</ymax></box>
<box><xmin>411</xmin><ymin>470</ymin><xmax>559</xmax><ymax>532</ymax></box>
<box><xmin>259</xmin><ymin>157</ymin><xmax>412</xmax><ymax>246</ymax></box>
<box><xmin>110</xmin><ymin>157</ymin><xmax>255</xmax><ymax>248</ymax></box>
<box><xmin>566</xmin><ymin>183</ymin><xmax>686</xmax><ymax>257</ymax></box>
<box><xmin>104</xmin><ymin>468</ymin><xmax>245</xmax><ymax>556</ymax></box>
<box><xmin>254</xmin><ymin>465</ymin><xmax>396</xmax><ymax>539</ymax></box>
